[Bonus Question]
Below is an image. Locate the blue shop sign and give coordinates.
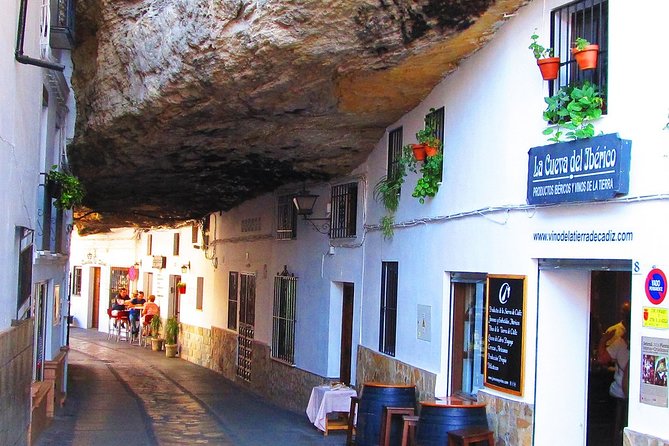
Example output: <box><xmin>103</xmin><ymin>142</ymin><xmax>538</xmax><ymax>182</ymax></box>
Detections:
<box><xmin>527</xmin><ymin>133</ymin><xmax>631</xmax><ymax>205</ymax></box>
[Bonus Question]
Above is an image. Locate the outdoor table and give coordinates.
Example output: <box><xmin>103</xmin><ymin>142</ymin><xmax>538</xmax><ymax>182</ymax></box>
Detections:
<box><xmin>306</xmin><ymin>384</ymin><xmax>357</xmax><ymax>435</ymax></box>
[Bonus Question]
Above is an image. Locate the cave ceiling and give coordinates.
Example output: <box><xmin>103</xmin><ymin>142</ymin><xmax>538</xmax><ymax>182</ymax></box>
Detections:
<box><xmin>70</xmin><ymin>0</ymin><xmax>528</xmax><ymax>233</ymax></box>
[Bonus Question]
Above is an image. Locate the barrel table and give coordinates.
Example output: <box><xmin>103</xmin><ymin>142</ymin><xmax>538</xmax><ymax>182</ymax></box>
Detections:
<box><xmin>415</xmin><ymin>397</ymin><xmax>489</xmax><ymax>446</ymax></box>
<box><xmin>355</xmin><ymin>382</ymin><xmax>416</xmax><ymax>446</ymax></box>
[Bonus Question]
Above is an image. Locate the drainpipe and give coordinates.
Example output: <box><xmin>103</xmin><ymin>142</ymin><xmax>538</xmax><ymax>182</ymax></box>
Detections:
<box><xmin>15</xmin><ymin>0</ymin><xmax>65</xmax><ymax>72</ymax></box>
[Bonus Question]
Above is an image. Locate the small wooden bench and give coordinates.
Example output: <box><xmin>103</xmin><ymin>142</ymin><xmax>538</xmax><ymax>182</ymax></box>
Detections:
<box><xmin>447</xmin><ymin>426</ymin><xmax>495</xmax><ymax>446</ymax></box>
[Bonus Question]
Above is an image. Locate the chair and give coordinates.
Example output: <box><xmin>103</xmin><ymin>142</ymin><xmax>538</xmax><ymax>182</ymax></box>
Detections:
<box><xmin>139</xmin><ymin>314</ymin><xmax>154</xmax><ymax>347</ymax></box>
<box><xmin>106</xmin><ymin>309</ymin><xmax>117</xmax><ymax>340</ymax></box>
<box><xmin>447</xmin><ymin>426</ymin><xmax>494</xmax><ymax>446</ymax></box>
<box><xmin>115</xmin><ymin>310</ymin><xmax>131</xmax><ymax>342</ymax></box>
<box><xmin>346</xmin><ymin>396</ymin><xmax>358</xmax><ymax>446</ymax></box>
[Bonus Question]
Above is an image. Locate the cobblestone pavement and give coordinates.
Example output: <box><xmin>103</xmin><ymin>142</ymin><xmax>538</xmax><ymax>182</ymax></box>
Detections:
<box><xmin>36</xmin><ymin>329</ymin><xmax>348</xmax><ymax>446</ymax></box>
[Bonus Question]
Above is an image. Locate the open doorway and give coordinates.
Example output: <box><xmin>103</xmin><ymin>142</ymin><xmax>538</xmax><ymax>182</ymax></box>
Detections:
<box><xmin>339</xmin><ymin>283</ymin><xmax>354</xmax><ymax>385</ymax></box>
<box><xmin>535</xmin><ymin>260</ymin><xmax>631</xmax><ymax>446</ymax></box>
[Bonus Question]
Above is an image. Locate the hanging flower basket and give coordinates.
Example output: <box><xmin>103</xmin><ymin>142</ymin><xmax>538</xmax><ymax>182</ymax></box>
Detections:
<box><xmin>176</xmin><ymin>282</ymin><xmax>186</xmax><ymax>293</ymax></box>
<box><xmin>572</xmin><ymin>45</ymin><xmax>599</xmax><ymax>70</ymax></box>
<box><xmin>536</xmin><ymin>57</ymin><xmax>561</xmax><ymax>80</ymax></box>
<box><xmin>424</xmin><ymin>144</ymin><xmax>439</xmax><ymax>157</ymax></box>
<box><xmin>412</xmin><ymin>143</ymin><xmax>427</xmax><ymax>161</ymax></box>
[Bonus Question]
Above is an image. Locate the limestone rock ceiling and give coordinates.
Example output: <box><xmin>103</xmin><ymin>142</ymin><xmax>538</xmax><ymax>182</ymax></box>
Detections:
<box><xmin>70</xmin><ymin>0</ymin><xmax>528</xmax><ymax>233</ymax></box>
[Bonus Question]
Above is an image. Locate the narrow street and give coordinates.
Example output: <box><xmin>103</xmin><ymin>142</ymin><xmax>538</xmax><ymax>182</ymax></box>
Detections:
<box><xmin>36</xmin><ymin>329</ymin><xmax>347</xmax><ymax>446</ymax></box>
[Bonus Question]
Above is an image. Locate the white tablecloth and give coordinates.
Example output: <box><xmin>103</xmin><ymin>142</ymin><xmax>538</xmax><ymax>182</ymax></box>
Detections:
<box><xmin>306</xmin><ymin>385</ymin><xmax>357</xmax><ymax>432</ymax></box>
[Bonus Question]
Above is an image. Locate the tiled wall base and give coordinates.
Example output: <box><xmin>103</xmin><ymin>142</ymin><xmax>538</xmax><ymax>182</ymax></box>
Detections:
<box><xmin>478</xmin><ymin>391</ymin><xmax>534</xmax><ymax>446</ymax></box>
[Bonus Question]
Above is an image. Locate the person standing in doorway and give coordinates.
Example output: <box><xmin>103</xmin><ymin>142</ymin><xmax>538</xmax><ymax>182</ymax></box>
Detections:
<box><xmin>597</xmin><ymin>301</ymin><xmax>631</xmax><ymax>445</ymax></box>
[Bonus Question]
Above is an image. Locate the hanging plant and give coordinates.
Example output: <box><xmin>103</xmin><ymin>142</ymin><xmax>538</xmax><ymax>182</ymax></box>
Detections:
<box><xmin>543</xmin><ymin>80</ymin><xmax>604</xmax><ymax>142</ymax></box>
<box><xmin>46</xmin><ymin>165</ymin><xmax>85</xmax><ymax>210</ymax></box>
<box><xmin>572</xmin><ymin>37</ymin><xmax>599</xmax><ymax>70</ymax></box>
<box><xmin>529</xmin><ymin>32</ymin><xmax>560</xmax><ymax>81</ymax></box>
<box><xmin>411</xmin><ymin>149</ymin><xmax>443</xmax><ymax>204</ymax></box>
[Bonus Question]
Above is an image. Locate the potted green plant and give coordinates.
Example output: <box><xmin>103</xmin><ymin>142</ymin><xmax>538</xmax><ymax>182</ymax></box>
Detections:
<box><xmin>150</xmin><ymin>315</ymin><xmax>164</xmax><ymax>351</ymax></box>
<box><xmin>572</xmin><ymin>37</ymin><xmax>599</xmax><ymax>70</ymax></box>
<box><xmin>411</xmin><ymin>149</ymin><xmax>443</xmax><ymax>204</ymax></box>
<box><xmin>164</xmin><ymin>316</ymin><xmax>179</xmax><ymax>358</ymax></box>
<box><xmin>45</xmin><ymin>165</ymin><xmax>85</xmax><ymax>210</ymax></box>
<box><xmin>529</xmin><ymin>32</ymin><xmax>560</xmax><ymax>80</ymax></box>
<box><xmin>543</xmin><ymin>80</ymin><xmax>604</xmax><ymax>142</ymax></box>
<box><xmin>415</xmin><ymin>124</ymin><xmax>441</xmax><ymax>158</ymax></box>
<box><xmin>176</xmin><ymin>281</ymin><xmax>186</xmax><ymax>293</ymax></box>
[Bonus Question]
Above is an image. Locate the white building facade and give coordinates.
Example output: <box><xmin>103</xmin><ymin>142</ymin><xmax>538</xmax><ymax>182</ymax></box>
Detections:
<box><xmin>70</xmin><ymin>0</ymin><xmax>669</xmax><ymax>444</ymax></box>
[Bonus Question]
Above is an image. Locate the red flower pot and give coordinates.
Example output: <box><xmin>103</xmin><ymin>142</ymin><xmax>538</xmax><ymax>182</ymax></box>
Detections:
<box><xmin>178</xmin><ymin>285</ymin><xmax>186</xmax><ymax>294</ymax></box>
<box><xmin>412</xmin><ymin>143</ymin><xmax>427</xmax><ymax>161</ymax></box>
<box><xmin>424</xmin><ymin>144</ymin><xmax>439</xmax><ymax>157</ymax></box>
<box><xmin>572</xmin><ymin>44</ymin><xmax>599</xmax><ymax>70</ymax></box>
<box><xmin>537</xmin><ymin>57</ymin><xmax>561</xmax><ymax>80</ymax></box>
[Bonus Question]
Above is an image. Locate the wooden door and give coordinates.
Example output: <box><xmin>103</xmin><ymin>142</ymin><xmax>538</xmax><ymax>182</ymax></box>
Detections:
<box><xmin>340</xmin><ymin>283</ymin><xmax>354</xmax><ymax>385</ymax></box>
<box><xmin>237</xmin><ymin>273</ymin><xmax>256</xmax><ymax>381</ymax></box>
<box><xmin>91</xmin><ymin>267</ymin><xmax>101</xmax><ymax>328</ymax></box>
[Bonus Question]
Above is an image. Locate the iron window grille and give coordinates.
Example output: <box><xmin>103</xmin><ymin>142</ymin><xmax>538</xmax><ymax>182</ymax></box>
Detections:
<box><xmin>550</xmin><ymin>0</ymin><xmax>608</xmax><ymax>100</ymax></box>
<box><xmin>388</xmin><ymin>127</ymin><xmax>404</xmax><ymax>184</ymax></box>
<box><xmin>379</xmin><ymin>262</ymin><xmax>399</xmax><ymax>357</ymax></box>
<box><xmin>271</xmin><ymin>274</ymin><xmax>298</xmax><ymax>364</ymax></box>
<box><xmin>425</xmin><ymin>106</ymin><xmax>445</xmax><ymax>181</ymax></box>
<box><xmin>276</xmin><ymin>194</ymin><xmax>297</xmax><ymax>240</ymax></box>
<box><xmin>227</xmin><ymin>272</ymin><xmax>239</xmax><ymax>330</ymax></box>
<box><xmin>329</xmin><ymin>182</ymin><xmax>358</xmax><ymax>239</ymax></box>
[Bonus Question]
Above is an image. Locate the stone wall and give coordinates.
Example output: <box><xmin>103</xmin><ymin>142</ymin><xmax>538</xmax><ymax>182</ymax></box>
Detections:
<box><xmin>179</xmin><ymin>323</ymin><xmax>213</xmax><ymax>369</ymax></box>
<box><xmin>355</xmin><ymin>345</ymin><xmax>436</xmax><ymax>402</ymax></box>
<box><xmin>478</xmin><ymin>392</ymin><xmax>534</xmax><ymax>446</ymax></box>
<box><xmin>0</xmin><ymin>319</ymin><xmax>33</xmax><ymax>446</ymax></box>
<box><xmin>624</xmin><ymin>429</ymin><xmax>669</xmax><ymax>446</ymax></box>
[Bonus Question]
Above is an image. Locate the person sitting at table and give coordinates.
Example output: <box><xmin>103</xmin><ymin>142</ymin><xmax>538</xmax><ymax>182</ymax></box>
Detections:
<box><xmin>141</xmin><ymin>295</ymin><xmax>159</xmax><ymax>336</ymax></box>
<box><xmin>129</xmin><ymin>291</ymin><xmax>147</xmax><ymax>338</ymax></box>
<box><xmin>111</xmin><ymin>297</ymin><xmax>127</xmax><ymax>328</ymax></box>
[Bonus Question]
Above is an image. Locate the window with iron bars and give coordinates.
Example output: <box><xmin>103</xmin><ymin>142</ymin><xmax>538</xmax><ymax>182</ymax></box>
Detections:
<box><xmin>379</xmin><ymin>261</ymin><xmax>398</xmax><ymax>357</ymax></box>
<box><xmin>271</xmin><ymin>274</ymin><xmax>297</xmax><ymax>364</ymax></box>
<box><xmin>550</xmin><ymin>0</ymin><xmax>608</xmax><ymax>101</ymax></box>
<box><xmin>276</xmin><ymin>194</ymin><xmax>297</xmax><ymax>240</ymax></box>
<box><xmin>425</xmin><ymin>106</ymin><xmax>445</xmax><ymax>181</ymax></box>
<box><xmin>329</xmin><ymin>182</ymin><xmax>358</xmax><ymax>239</ymax></box>
<box><xmin>388</xmin><ymin>127</ymin><xmax>404</xmax><ymax>184</ymax></box>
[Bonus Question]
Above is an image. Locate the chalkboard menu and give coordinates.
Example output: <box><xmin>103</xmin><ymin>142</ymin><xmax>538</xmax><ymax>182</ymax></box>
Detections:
<box><xmin>485</xmin><ymin>275</ymin><xmax>526</xmax><ymax>396</ymax></box>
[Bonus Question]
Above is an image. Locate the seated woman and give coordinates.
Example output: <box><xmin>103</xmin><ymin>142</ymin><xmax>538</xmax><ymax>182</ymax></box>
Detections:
<box><xmin>141</xmin><ymin>295</ymin><xmax>160</xmax><ymax>335</ymax></box>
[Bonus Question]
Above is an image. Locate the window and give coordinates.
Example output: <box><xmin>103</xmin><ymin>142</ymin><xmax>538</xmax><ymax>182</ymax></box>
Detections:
<box><xmin>276</xmin><ymin>195</ymin><xmax>297</xmax><ymax>240</ymax></box>
<box><xmin>146</xmin><ymin>234</ymin><xmax>152</xmax><ymax>256</ymax></box>
<box><xmin>450</xmin><ymin>277</ymin><xmax>486</xmax><ymax>397</ymax></box>
<box><xmin>379</xmin><ymin>262</ymin><xmax>398</xmax><ymax>356</ymax></box>
<box><xmin>388</xmin><ymin>127</ymin><xmax>404</xmax><ymax>183</ymax></box>
<box><xmin>191</xmin><ymin>224</ymin><xmax>198</xmax><ymax>244</ymax></box>
<box><xmin>330</xmin><ymin>182</ymin><xmax>358</xmax><ymax>239</ymax></box>
<box><xmin>550</xmin><ymin>0</ymin><xmax>608</xmax><ymax>98</ymax></box>
<box><xmin>425</xmin><ymin>107</ymin><xmax>445</xmax><ymax>181</ymax></box>
<box><xmin>72</xmin><ymin>266</ymin><xmax>82</xmax><ymax>295</ymax></box>
<box><xmin>271</xmin><ymin>274</ymin><xmax>297</xmax><ymax>364</ymax></box>
<box><xmin>227</xmin><ymin>272</ymin><xmax>239</xmax><ymax>330</ymax></box>
<box><xmin>17</xmin><ymin>227</ymin><xmax>33</xmax><ymax>319</ymax></box>
<box><xmin>195</xmin><ymin>277</ymin><xmax>204</xmax><ymax>310</ymax></box>
<box><xmin>173</xmin><ymin>233</ymin><xmax>180</xmax><ymax>256</ymax></box>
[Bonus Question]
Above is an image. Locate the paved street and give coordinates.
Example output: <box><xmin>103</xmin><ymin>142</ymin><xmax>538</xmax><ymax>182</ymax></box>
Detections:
<box><xmin>36</xmin><ymin>329</ymin><xmax>347</xmax><ymax>446</ymax></box>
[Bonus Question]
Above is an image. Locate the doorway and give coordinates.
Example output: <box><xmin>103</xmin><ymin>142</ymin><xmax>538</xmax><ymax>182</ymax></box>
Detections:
<box><xmin>340</xmin><ymin>283</ymin><xmax>354</xmax><ymax>385</ymax></box>
<box><xmin>91</xmin><ymin>267</ymin><xmax>101</xmax><ymax>328</ymax></box>
<box><xmin>534</xmin><ymin>260</ymin><xmax>631</xmax><ymax>446</ymax></box>
<box><xmin>237</xmin><ymin>273</ymin><xmax>256</xmax><ymax>382</ymax></box>
<box><xmin>169</xmin><ymin>274</ymin><xmax>181</xmax><ymax>322</ymax></box>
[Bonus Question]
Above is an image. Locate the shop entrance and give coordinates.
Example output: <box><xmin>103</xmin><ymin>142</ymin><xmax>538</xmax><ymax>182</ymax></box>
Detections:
<box><xmin>534</xmin><ymin>260</ymin><xmax>631</xmax><ymax>446</ymax></box>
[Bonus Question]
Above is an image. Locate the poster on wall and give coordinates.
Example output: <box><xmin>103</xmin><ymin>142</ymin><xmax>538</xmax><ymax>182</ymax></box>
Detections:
<box><xmin>484</xmin><ymin>275</ymin><xmax>526</xmax><ymax>396</ymax></box>
<box><xmin>640</xmin><ymin>336</ymin><xmax>668</xmax><ymax>407</ymax></box>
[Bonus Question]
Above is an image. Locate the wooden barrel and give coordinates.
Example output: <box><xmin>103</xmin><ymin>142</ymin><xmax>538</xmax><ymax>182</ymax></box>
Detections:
<box><xmin>355</xmin><ymin>382</ymin><xmax>416</xmax><ymax>446</ymax></box>
<box><xmin>415</xmin><ymin>398</ymin><xmax>488</xmax><ymax>446</ymax></box>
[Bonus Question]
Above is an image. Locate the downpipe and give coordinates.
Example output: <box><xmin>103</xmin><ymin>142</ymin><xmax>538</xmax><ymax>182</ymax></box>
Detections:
<box><xmin>15</xmin><ymin>0</ymin><xmax>65</xmax><ymax>72</ymax></box>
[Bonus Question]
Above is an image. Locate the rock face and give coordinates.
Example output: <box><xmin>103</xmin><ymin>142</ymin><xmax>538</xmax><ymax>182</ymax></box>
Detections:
<box><xmin>71</xmin><ymin>0</ymin><xmax>527</xmax><ymax>233</ymax></box>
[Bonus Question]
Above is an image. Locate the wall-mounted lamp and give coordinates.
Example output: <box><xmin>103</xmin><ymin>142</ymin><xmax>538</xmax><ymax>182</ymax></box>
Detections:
<box><xmin>181</xmin><ymin>261</ymin><xmax>191</xmax><ymax>273</ymax></box>
<box><xmin>292</xmin><ymin>190</ymin><xmax>330</xmax><ymax>234</ymax></box>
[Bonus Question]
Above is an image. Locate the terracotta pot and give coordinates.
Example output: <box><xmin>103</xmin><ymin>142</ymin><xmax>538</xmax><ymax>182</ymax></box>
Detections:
<box><xmin>572</xmin><ymin>44</ymin><xmax>599</xmax><ymax>70</ymax></box>
<box><xmin>412</xmin><ymin>143</ymin><xmax>427</xmax><ymax>161</ymax></box>
<box><xmin>537</xmin><ymin>57</ymin><xmax>561</xmax><ymax>80</ymax></box>
<box><xmin>424</xmin><ymin>144</ymin><xmax>439</xmax><ymax>157</ymax></box>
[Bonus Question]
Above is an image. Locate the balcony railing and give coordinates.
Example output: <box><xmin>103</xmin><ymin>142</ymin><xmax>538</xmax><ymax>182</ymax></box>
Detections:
<box><xmin>50</xmin><ymin>0</ymin><xmax>74</xmax><ymax>50</ymax></box>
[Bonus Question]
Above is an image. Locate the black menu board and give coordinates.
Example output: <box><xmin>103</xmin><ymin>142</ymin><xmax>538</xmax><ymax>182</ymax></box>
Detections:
<box><xmin>484</xmin><ymin>275</ymin><xmax>526</xmax><ymax>396</ymax></box>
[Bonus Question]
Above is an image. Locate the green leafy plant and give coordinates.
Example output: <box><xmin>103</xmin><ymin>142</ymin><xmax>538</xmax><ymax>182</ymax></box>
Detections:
<box><xmin>379</xmin><ymin>215</ymin><xmax>395</xmax><ymax>240</ymax></box>
<box><xmin>164</xmin><ymin>316</ymin><xmax>179</xmax><ymax>345</ymax></box>
<box><xmin>150</xmin><ymin>315</ymin><xmax>162</xmax><ymax>338</ymax></box>
<box><xmin>543</xmin><ymin>81</ymin><xmax>604</xmax><ymax>142</ymax></box>
<box><xmin>529</xmin><ymin>32</ymin><xmax>554</xmax><ymax>59</ymax></box>
<box><xmin>574</xmin><ymin>37</ymin><xmax>590</xmax><ymax>51</ymax></box>
<box><xmin>46</xmin><ymin>165</ymin><xmax>85</xmax><ymax>209</ymax></box>
<box><xmin>412</xmin><ymin>150</ymin><xmax>443</xmax><ymax>204</ymax></box>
